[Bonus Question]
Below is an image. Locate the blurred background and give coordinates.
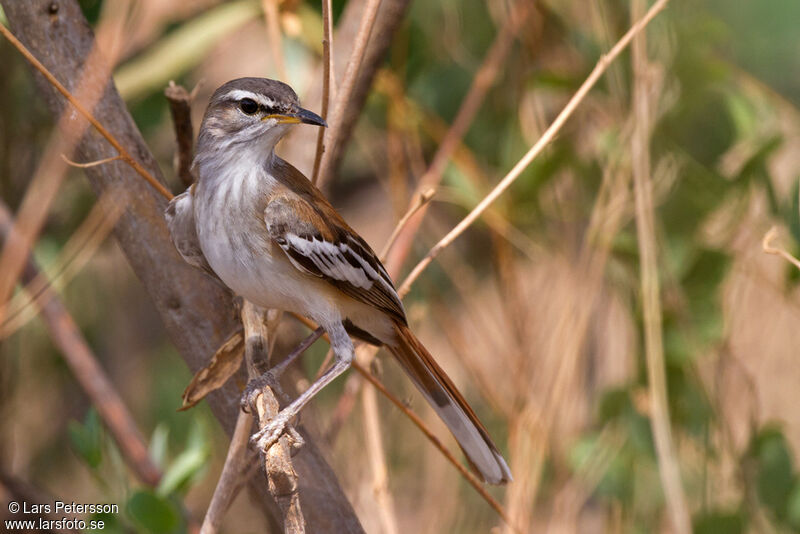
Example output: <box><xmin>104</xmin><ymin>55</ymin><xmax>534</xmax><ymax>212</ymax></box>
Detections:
<box><xmin>1</xmin><ymin>0</ymin><xmax>800</xmax><ymax>532</ymax></box>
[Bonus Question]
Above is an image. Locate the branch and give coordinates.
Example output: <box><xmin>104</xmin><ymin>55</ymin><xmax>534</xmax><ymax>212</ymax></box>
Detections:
<box><xmin>242</xmin><ymin>303</ymin><xmax>305</xmax><ymax>534</ymax></box>
<box><xmin>165</xmin><ymin>82</ymin><xmax>196</xmax><ymax>188</ymax></box>
<box><xmin>1</xmin><ymin>2</ymin><xmax>363</xmax><ymax>531</ymax></box>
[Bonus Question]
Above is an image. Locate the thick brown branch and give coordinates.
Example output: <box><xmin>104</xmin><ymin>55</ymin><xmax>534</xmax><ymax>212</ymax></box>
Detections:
<box><xmin>165</xmin><ymin>82</ymin><xmax>195</xmax><ymax>188</ymax></box>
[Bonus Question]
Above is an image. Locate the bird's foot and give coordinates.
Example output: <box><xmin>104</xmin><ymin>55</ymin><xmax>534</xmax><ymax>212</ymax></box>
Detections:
<box><xmin>250</xmin><ymin>409</ymin><xmax>304</xmax><ymax>452</ymax></box>
<box><xmin>241</xmin><ymin>371</ymin><xmax>304</xmax><ymax>453</ymax></box>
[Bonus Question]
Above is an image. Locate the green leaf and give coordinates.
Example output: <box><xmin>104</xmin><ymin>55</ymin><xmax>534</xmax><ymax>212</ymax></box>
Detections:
<box><xmin>693</xmin><ymin>510</ymin><xmax>746</xmax><ymax>534</ymax></box>
<box><xmin>126</xmin><ymin>490</ymin><xmax>181</xmax><ymax>534</ymax></box>
<box><xmin>157</xmin><ymin>422</ymin><xmax>209</xmax><ymax>496</ymax></box>
<box><xmin>68</xmin><ymin>409</ymin><xmax>103</xmax><ymax>469</ymax></box>
<box><xmin>751</xmin><ymin>427</ymin><xmax>796</xmax><ymax>520</ymax></box>
<box><xmin>149</xmin><ymin>424</ymin><xmax>170</xmax><ymax>471</ymax></box>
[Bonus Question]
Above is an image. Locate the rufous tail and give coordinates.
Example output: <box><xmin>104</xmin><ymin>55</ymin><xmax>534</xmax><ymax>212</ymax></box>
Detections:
<box><xmin>388</xmin><ymin>323</ymin><xmax>512</xmax><ymax>484</ymax></box>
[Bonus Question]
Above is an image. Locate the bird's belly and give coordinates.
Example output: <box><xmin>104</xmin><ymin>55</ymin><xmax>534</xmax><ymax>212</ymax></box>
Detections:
<box><xmin>198</xmin><ymin>218</ymin><xmax>338</xmax><ymax>321</ymax></box>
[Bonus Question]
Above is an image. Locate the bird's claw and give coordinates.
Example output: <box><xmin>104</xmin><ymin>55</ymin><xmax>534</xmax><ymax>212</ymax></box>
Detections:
<box><xmin>251</xmin><ymin>411</ymin><xmax>305</xmax><ymax>452</ymax></box>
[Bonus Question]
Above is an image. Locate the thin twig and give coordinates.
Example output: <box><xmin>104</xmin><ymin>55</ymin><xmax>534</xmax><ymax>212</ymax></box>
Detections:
<box><xmin>0</xmin><ymin>24</ymin><xmax>172</xmax><ymax>200</ymax></box>
<box><xmin>200</xmin><ymin>410</ymin><xmax>256</xmax><ymax>534</ymax></box>
<box><xmin>261</xmin><ymin>0</ymin><xmax>288</xmax><ymax>81</ymax></box>
<box><xmin>379</xmin><ymin>188</ymin><xmax>436</xmax><ymax>261</ymax></box>
<box><xmin>396</xmin><ymin>0</ymin><xmax>671</xmax><ymax>297</ymax></box>
<box><xmin>354</xmin><ymin>358</ymin><xmax>514</xmax><ymax>529</ymax></box>
<box><xmin>630</xmin><ymin>0</ymin><xmax>690</xmax><ymax>531</ymax></box>
<box><xmin>763</xmin><ymin>227</ymin><xmax>800</xmax><ymax>270</ymax></box>
<box><xmin>361</xmin><ymin>366</ymin><xmax>399</xmax><ymax>534</ymax></box>
<box><xmin>315</xmin><ymin>0</ymin><xmax>382</xmax><ymax>187</ymax></box>
<box><xmin>0</xmin><ymin>9</ymin><xmax>132</xmax><ymax>327</ymax></box>
<box><xmin>311</xmin><ymin>0</ymin><xmax>335</xmax><ymax>185</ymax></box>
<box><xmin>61</xmin><ymin>154</ymin><xmax>123</xmax><ymax>168</ymax></box>
<box><xmin>1</xmin><ymin>192</ymin><xmax>123</xmax><ymax>338</ymax></box>
<box><xmin>165</xmin><ymin>82</ymin><xmax>196</xmax><ymax>188</ymax></box>
<box><xmin>0</xmin><ymin>200</ymin><xmax>162</xmax><ymax>487</ymax></box>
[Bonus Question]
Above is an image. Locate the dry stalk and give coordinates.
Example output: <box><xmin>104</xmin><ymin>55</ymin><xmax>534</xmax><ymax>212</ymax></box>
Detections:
<box><xmin>0</xmin><ymin>22</ymin><xmax>172</xmax><ymax>200</ymax></box>
<box><xmin>0</xmin><ymin>5</ymin><xmax>139</xmax><ymax>328</ymax></box>
<box><xmin>763</xmin><ymin>227</ymin><xmax>800</xmax><ymax>270</ymax></box>
<box><xmin>311</xmin><ymin>0</ymin><xmax>335</xmax><ymax>185</ymax></box>
<box><xmin>261</xmin><ymin>0</ymin><xmax>288</xmax><ymax>81</ymax></box>
<box><xmin>631</xmin><ymin>0</ymin><xmax>690</xmax><ymax>531</ymax></box>
<box><xmin>384</xmin><ymin>0</ymin><xmax>533</xmax><ymax>273</ymax></box>
<box><xmin>242</xmin><ymin>302</ymin><xmax>306</xmax><ymax>533</ymax></box>
<box><xmin>397</xmin><ymin>0</ymin><xmax>671</xmax><ymax>297</ymax></box>
<box><xmin>357</xmin><ymin>345</ymin><xmax>399</xmax><ymax>534</ymax></box>
<box><xmin>0</xmin><ymin>200</ymin><xmax>162</xmax><ymax>487</ymax></box>
<box><xmin>315</xmin><ymin>0</ymin><xmax>382</xmax><ymax>187</ymax></box>
<box><xmin>0</xmin><ymin>192</ymin><xmax>123</xmax><ymax>338</ymax></box>
<box><xmin>289</xmin><ymin>311</ymin><xmax>512</xmax><ymax>525</ymax></box>
<box><xmin>200</xmin><ymin>410</ymin><xmax>256</xmax><ymax>534</ymax></box>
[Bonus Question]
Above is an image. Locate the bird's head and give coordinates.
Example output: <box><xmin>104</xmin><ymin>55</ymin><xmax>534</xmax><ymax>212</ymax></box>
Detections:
<box><xmin>196</xmin><ymin>78</ymin><xmax>326</xmax><ymax>165</ymax></box>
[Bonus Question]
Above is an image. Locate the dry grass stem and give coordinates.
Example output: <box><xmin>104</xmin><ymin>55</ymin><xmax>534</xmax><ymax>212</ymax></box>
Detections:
<box><xmin>379</xmin><ymin>187</ymin><xmax>436</xmax><ymax>260</ymax></box>
<box><xmin>60</xmin><ymin>154</ymin><xmax>123</xmax><ymax>168</ymax></box>
<box><xmin>362</xmin><ymin>383</ymin><xmax>399</xmax><ymax>534</ymax></box>
<box><xmin>631</xmin><ymin>1</ymin><xmax>690</xmax><ymax>531</ymax></box>
<box><xmin>0</xmin><ymin>10</ymin><xmax>131</xmax><ymax>326</ymax></box>
<box><xmin>261</xmin><ymin>0</ymin><xmax>288</xmax><ymax>81</ymax></box>
<box><xmin>200</xmin><ymin>409</ymin><xmax>256</xmax><ymax>534</ymax></box>
<box><xmin>354</xmin><ymin>359</ymin><xmax>515</xmax><ymax>529</ymax></box>
<box><xmin>315</xmin><ymin>0</ymin><xmax>382</xmax><ymax>187</ymax></box>
<box><xmin>0</xmin><ymin>192</ymin><xmax>123</xmax><ymax>339</ymax></box>
<box><xmin>384</xmin><ymin>0</ymin><xmax>532</xmax><ymax>272</ymax></box>
<box><xmin>397</xmin><ymin>0</ymin><xmax>671</xmax><ymax>298</ymax></box>
<box><xmin>311</xmin><ymin>0</ymin><xmax>335</xmax><ymax>185</ymax></box>
<box><xmin>762</xmin><ymin>227</ymin><xmax>800</xmax><ymax>270</ymax></box>
<box><xmin>0</xmin><ymin>200</ymin><xmax>162</xmax><ymax>487</ymax></box>
<box><xmin>0</xmin><ymin>23</ymin><xmax>173</xmax><ymax>201</ymax></box>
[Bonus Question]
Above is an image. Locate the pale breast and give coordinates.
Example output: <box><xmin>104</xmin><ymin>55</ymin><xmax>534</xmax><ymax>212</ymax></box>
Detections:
<box><xmin>192</xmin><ymin>165</ymin><xmax>339</xmax><ymax>321</ymax></box>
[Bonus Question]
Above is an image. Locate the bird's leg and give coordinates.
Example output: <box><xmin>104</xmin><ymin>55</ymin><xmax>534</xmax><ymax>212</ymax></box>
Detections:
<box><xmin>250</xmin><ymin>322</ymin><xmax>353</xmax><ymax>452</ymax></box>
<box><xmin>241</xmin><ymin>326</ymin><xmax>326</xmax><ymax>410</ymax></box>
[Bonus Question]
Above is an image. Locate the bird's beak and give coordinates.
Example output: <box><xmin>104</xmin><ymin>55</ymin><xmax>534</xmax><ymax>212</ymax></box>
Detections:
<box><xmin>264</xmin><ymin>107</ymin><xmax>327</xmax><ymax>127</ymax></box>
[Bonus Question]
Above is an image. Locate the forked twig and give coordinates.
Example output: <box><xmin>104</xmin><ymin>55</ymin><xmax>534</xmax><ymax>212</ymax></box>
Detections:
<box><xmin>0</xmin><ymin>24</ymin><xmax>173</xmax><ymax>200</ymax></box>
<box><xmin>763</xmin><ymin>227</ymin><xmax>800</xmax><ymax>271</ymax></box>
<box><xmin>242</xmin><ymin>303</ymin><xmax>306</xmax><ymax>533</ymax></box>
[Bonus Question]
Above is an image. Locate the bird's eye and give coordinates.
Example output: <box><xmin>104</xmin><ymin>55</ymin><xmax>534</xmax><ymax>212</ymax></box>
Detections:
<box><xmin>239</xmin><ymin>98</ymin><xmax>259</xmax><ymax>115</ymax></box>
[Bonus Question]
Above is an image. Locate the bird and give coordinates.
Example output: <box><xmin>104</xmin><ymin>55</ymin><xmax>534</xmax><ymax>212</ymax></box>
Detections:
<box><xmin>165</xmin><ymin>77</ymin><xmax>511</xmax><ymax>484</ymax></box>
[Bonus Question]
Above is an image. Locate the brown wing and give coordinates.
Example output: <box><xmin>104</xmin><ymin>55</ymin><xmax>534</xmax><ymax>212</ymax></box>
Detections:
<box><xmin>264</xmin><ymin>192</ymin><xmax>407</xmax><ymax>325</ymax></box>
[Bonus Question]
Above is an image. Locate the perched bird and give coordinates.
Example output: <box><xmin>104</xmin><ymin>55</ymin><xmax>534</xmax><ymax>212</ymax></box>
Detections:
<box><xmin>166</xmin><ymin>77</ymin><xmax>511</xmax><ymax>484</ymax></box>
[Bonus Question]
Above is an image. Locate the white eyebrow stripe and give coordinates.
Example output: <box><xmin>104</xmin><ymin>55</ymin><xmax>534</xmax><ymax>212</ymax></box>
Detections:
<box><xmin>222</xmin><ymin>89</ymin><xmax>276</xmax><ymax>109</ymax></box>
